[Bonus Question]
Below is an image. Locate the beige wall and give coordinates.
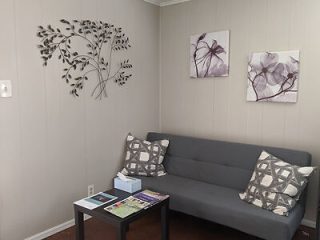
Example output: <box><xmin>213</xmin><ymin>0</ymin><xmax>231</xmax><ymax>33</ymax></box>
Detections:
<box><xmin>160</xmin><ymin>0</ymin><xmax>320</xmax><ymax>223</ymax></box>
<box><xmin>1</xmin><ymin>0</ymin><xmax>319</xmax><ymax>238</ymax></box>
<box><xmin>0</xmin><ymin>0</ymin><xmax>159</xmax><ymax>239</ymax></box>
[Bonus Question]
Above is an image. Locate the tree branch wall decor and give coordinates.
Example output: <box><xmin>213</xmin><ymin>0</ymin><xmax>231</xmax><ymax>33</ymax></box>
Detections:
<box><xmin>37</xmin><ymin>19</ymin><xmax>132</xmax><ymax>99</ymax></box>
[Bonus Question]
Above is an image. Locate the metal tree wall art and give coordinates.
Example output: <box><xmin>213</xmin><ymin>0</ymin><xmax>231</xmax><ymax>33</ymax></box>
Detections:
<box><xmin>37</xmin><ymin>19</ymin><xmax>132</xmax><ymax>99</ymax></box>
<box><xmin>247</xmin><ymin>51</ymin><xmax>299</xmax><ymax>103</ymax></box>
<box><xmin>190</xmin><ymin>30</ymin><xmax>229</xmax><ymax>78</ymax></box>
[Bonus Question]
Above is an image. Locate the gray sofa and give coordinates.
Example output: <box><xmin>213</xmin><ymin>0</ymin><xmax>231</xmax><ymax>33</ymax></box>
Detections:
<box><xmin>138</xmin><ymin>132</ymin><xmax>312</xmax><ymax>240</ymax></box>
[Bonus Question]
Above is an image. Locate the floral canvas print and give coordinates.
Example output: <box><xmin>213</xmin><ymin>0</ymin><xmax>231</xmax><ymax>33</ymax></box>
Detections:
<box><xmin>190</xmin><ymin>30</ymin><xmax>229</xmax><ymax>78</ymax></box>
<box><xmin>247</xmin><ymin>51</ymin><xmax>299</xmax><ymax>103</ymax></box>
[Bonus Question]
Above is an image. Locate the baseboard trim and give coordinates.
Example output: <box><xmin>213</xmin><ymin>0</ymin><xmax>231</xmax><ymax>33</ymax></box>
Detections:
<box><xmin>24</xmin><ymin>215</ymin><xmax>316</xmax><ymax>240</ymax></box>
<box><xmin>301</xmin><ymin>219</ymin><xmax>316</xmax><ymax>229</ymax></box>
<box><xmin>24</xmin><ymin>215</ymin><xmax>91</xmax><ymax>240</ymax></box>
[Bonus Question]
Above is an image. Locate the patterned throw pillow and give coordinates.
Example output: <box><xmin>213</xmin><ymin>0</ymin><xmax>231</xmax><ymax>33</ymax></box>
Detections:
<box><xmin>239</xmin><ymin>151</ymin><xmax>314</xmax><ymax>216</ymax></box>
<box><xmin>121</xmin><ymin>133</ymin><xmax>169</xmax><ymax>177</ymax></box>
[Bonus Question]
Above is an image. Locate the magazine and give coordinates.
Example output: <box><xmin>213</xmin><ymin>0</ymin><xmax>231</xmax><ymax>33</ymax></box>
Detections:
<box><xmin>104</xmin><ymin>196</ymin><xmax>149</xmax><ymax>218</ymax></box>
<box><xmin>104</xmin><ymin>190</ymin><xmax>169</xmax><ymax>218</ymax></box>
<box><xmin>133</xmin><ymin>190</ymin><xmax>169</xmax><ymax>207</ymax></box>
<box><xmin>74</xmin><ymin>192</ymin><xmax>118</xmax><ymax>210</ymax></box>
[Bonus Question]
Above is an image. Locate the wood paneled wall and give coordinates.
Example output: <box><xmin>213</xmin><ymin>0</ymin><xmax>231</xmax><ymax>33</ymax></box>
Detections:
<box><xmin>0</xmin><ymin>1</ymin><xmax>160</xmax><ymax>239</ymax></box>
<box><xmin>160</xmin><ymin>0</ymin><xmax>320</xmax><ymax>224</ymax></box>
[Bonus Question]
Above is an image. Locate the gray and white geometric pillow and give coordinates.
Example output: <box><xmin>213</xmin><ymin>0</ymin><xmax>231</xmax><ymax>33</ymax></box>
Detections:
<box><xmin>121</xmin><ymin>133</ymin><xmax>169</xmax><ymax>177</ymax></box>
<box><xmin>239</xmin><ymin>151</ymin><xmax>314</xmax><ymax>216</ymax></box>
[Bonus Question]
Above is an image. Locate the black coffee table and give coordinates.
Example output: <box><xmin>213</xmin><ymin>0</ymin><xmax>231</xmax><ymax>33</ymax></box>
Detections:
<box><xmin>74</xmin><ymin>188</ymin><xmax>170</xmax><ymax>240</ymax></box>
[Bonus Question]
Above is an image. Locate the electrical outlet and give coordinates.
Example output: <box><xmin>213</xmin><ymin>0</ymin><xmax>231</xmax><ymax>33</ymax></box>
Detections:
<box><xmin>88</xmin><ymin>184</ymin><xmax>94</xmax><ymax>196</ymax></box>
<box><xmin>0</xmin><ymin>80</ymin><xmax>12</xmax><ymax>98</ymax></box>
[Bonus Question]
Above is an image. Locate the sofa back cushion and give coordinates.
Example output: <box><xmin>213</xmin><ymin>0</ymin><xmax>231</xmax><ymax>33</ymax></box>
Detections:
<box><xmin>147</xmin><ymin>132</ymin><xmax>312</xmax><ymax>191</ymax></box>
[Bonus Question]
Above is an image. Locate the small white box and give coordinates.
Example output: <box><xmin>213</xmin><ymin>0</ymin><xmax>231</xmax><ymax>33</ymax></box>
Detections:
<box><xmin>114</xmin><ymin>177</ymin><xmax>141</xmax><ymax>193</ymax></box>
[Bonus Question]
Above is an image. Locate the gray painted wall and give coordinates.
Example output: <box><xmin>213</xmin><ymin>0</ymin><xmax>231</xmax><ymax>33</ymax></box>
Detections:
<box><xmin>160</xmin><ymin>0</ymin><xmax>320</xmax><ymax>224</ymax></box>
<box><xmin>0</xmin><ymin>0</ymin><xmax>159</xmax><ymax>239</ymax></box>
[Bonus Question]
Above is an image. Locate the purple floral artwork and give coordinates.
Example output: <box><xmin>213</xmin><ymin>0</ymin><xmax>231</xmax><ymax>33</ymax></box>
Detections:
<box><xmin>190</xmin><ymin>31</ymin><xmax>229</xmax><ymax>78</ymax></box>
<box><xmin>247</xmin><ymin>51</ymin><xmax>299</xmax><ymax>103</ymax></box>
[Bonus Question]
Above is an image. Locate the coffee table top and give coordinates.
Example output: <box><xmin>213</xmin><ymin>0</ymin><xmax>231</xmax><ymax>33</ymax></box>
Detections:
<box><xmin>74</xmin><ymin>188</ymin><xmax>169</xmax><ymax>225</ymax></box>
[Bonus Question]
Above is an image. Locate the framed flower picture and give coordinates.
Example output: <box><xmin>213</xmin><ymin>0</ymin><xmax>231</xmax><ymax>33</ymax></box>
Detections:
<box><xmin>190</xmin><ymin>30</ymin><xmax>229</xmax><ymax>78</ymax></box>
<box><xmin>247</xmin><ymin>50</ymin><xmax>300</xmax><ymax>103</ymax></box>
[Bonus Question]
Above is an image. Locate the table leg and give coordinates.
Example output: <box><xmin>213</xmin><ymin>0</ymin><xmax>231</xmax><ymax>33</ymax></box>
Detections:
<box><xmin>74</xmin><ymin>209</ymin><xmax>84</xmax><ymax>240</ymax></box>
<box><xmin>316</xmin><ymin>207</ymin><xmax>320</xmax><ymax>240</ymax></box>
<box><xmin>117</xmin><ymin>223</ymin><xmax>127</xmax><ymax>240</ymax></box>
<box><xmin>161</xmin><ymin>202</ymin><xmax>169</xmax><ymax>240</ymax></box>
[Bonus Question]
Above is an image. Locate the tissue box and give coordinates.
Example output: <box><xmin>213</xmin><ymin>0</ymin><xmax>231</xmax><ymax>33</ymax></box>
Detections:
<box><xmin>114</xmin><ymin>177</ymin><xmax>141</xmax><ymax>193</ymax></box>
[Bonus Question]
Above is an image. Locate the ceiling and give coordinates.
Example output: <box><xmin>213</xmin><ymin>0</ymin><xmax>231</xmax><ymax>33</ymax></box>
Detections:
<box><xmin>144</xmin><ymin>0</ymin><xmax>191</xmax><ymax>7</ymax></box>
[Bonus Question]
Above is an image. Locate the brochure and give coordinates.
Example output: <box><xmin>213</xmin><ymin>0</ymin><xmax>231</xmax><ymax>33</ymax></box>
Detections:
<box><xmin>74</xmin><ymin>192</ymin><xmax>118</xmax><ymax>210</ymax></box>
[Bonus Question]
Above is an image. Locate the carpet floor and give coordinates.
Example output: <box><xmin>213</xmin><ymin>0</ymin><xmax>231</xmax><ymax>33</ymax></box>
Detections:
<box><xmin>46</xmin><ymin>210</ymin><xmax>314</xmax><ymax>240</ymax></box>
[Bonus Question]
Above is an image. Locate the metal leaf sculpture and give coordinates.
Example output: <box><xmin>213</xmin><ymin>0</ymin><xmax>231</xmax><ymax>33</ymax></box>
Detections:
<box><xmin>37</xmin><ymin>19</ymin><xmax>132</xmax><ymax>99</ymax></box>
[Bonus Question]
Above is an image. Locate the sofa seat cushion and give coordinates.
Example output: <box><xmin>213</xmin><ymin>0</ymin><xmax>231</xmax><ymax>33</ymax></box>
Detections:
<box><xmin>137</xmin><ymin>174</ymin><xmax>304</xmax><ymax>240</ymax></box>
